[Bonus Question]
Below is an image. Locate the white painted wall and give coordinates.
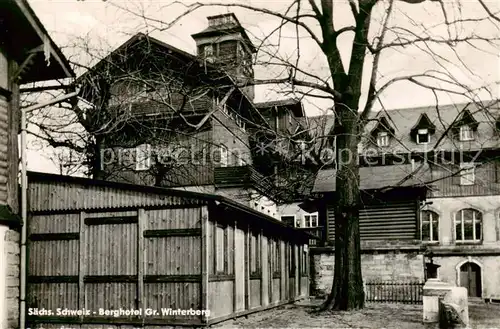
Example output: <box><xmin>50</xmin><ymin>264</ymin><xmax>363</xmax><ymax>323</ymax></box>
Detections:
<box><xmin>424</xmin><ymin>195</ymin><xmax>500</xmax><ymax>246</ymax></box>
<box><xmin>278</xmin><ymin>202</ymin><xmax>318</xmax><ymax>227</ymax></box>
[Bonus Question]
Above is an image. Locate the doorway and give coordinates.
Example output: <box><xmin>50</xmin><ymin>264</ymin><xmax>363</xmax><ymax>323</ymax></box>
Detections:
<box><xmin>459</xmin><ymin>262</ymin><xmax>482</xmax><ymax>297</ymax></box>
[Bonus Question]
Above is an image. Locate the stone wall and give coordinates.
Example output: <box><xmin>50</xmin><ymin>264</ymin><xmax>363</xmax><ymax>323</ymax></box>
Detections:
<box><xmin>434</xmin><ymin>255</ymin><xmax>500</xmax><ymax>300</ymax></box>
<box><xmin>0</xmin><ymin>228</ymin><xmax>20</xmax><ymax>329</ymax></box>
<box><xmin>311</xmin><ymin>248</ymin><xmax>425</xmax><ymax>296</ymax></box>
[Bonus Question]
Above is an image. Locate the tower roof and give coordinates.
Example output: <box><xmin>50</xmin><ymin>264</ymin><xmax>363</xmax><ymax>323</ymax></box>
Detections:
<box><xmin>191</xmin><ymin>13</ymin><xmax>256</xmax><ymax>53</ymax></box>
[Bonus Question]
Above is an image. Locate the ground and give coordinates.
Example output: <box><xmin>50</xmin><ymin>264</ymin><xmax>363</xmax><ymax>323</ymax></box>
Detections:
<box><xmin>213</xmin><ymin>301</ymin><xmax>500</xmax><ymax>328</ymax></box>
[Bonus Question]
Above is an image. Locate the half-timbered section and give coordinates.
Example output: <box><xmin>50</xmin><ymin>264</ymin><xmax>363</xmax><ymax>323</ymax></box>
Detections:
<box><xmin>26</xmin><ymin>171</ymin><xmax>311</xmax><ymax>328</ymax></box>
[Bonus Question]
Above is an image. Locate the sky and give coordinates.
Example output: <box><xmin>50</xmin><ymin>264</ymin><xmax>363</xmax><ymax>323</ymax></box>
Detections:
<box><xmin>24</xmin><ymin>0</ymin><xmax>500</xmax><ymax>174</ymax></box>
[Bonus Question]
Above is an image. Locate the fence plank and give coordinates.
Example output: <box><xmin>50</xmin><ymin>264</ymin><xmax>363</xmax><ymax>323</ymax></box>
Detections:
<box><xmin>78</xmin><ymin>211</ymin><xmax>86</xmax><ymax>321</ymax></box>
<box><xmin>138</xmin><ymin>208</ymin><xmax>145</xmax><ymax>322</ymax></box>
<box><xmin>365</xmin><ymin>281</ymin><xmax>423</xmax><ymax>304</ymax></box>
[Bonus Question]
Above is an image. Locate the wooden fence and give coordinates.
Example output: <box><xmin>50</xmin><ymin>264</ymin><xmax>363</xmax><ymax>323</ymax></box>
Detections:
<box><xmin>365</xmin><ymin>281</ymin><xmax>424</xmax><ymax>304</ymax></box>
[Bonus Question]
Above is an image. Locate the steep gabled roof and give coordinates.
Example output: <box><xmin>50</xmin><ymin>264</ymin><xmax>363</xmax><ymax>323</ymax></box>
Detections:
<box><xmin>78</xmin><ymin>33</ymin><xmax>266</xmax><ymax>122</ymax></box>
<box><xmin>454</xmin><ymin>108</ymin><xmax>479</xmax><ymax>130</ymax></box>
<box><xmin>361</xmin><ymin>100</ymin><xmax>500</xmax><ymax>153</ymax></box>
<box><xmin>0</xmin><ymin>0</ymin><xmax>74</xmax><ymax>82</ymax></box>
<box><xmin>191</xmin><ymin>13</ymin><xmax>256</xmax><ymax>53</ymax></box>
<box><xmin>409</xmin><ymin>113</ymin><xmax>436</xmax><ymax>142</ymax></box>
<box><xmin>370</xmin><ymin>116</ymin><xmax>396</xmax><ymax>136</ymax></box>
<box><xmin>77</xmin><ymin>33</ymin><xmax>224</xmax><ymax>85</ymax></box>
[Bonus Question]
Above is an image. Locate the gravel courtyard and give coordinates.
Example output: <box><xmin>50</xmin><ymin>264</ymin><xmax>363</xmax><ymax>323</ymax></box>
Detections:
<box><xmin>214</xmin><ymin>301</ymin><xmax>500</xmax><ymax>328</ymax></box>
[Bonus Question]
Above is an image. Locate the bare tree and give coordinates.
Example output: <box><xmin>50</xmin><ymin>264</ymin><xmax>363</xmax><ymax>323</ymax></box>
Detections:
<box><xmin>126</xmin><ymin>0</ymin><xmax>500</xmax><ymax>310</ymax></box>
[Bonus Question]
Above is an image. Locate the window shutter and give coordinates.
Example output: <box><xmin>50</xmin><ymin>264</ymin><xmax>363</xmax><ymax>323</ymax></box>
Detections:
<box><xmin>213</xmin><ymin>146</ymin><xmax>221</xmax><ymax>163</ymax></box>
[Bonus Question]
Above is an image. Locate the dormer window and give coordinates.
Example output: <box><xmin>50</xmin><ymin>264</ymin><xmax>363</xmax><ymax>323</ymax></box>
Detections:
<box><xmin>417</xmin><ymin>129</ymin><xmax>430</xmax><ymax>144</ymax></box>
<box><xmin>371</xmin><ymin>116</ymin><xmax>394</xmax><ymax>149</ymax></box>
<box><xmin>377</xmin><ymin>131</ymin><xmax>389</xmax><ymax>147</ymax></box>
<box><xmin>452</xmin><ymin>108</ymin><xmax>478</xmax><ymax>141</ymax></box>
<box><xmin>459</xmin><ymin>125</ymin><xmax>474</xmax><ymax>141</ymax></box>
<box><xmin>410</xmin><ymin>113</ymin><xmax>436</xmax><ymax>145</ymax></box>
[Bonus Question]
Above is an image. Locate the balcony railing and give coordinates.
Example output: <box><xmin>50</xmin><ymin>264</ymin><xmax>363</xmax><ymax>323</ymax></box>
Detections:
<box><xmin>296</xmin><ymin>226</ymin><xmax>324</xmax><ymax>246</ymax></box>
<box><xmin>214</xmin><ymin>165</ymin><xmax>278</xmax><ymax>198</ymax></box>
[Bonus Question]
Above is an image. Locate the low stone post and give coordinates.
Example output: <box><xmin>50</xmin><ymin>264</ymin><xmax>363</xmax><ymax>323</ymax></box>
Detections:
<box><xmin>423</xmin><ymin>278</ymin><xmax>453</xmax><ymax>323</ymax></box>
<box><xmin>439</xmin><ymin>287</ymin><xmax>469</xmax><ymax>329</ymax></box>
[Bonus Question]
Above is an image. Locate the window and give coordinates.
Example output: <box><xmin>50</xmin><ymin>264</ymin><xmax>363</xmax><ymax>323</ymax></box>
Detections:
<box><xmin>301</xmin><ymin>247</ymin><xmax>308</xmax><ymax>276</ymax></box>
<box><xmin>376</xmin><ymin>131</ymin><xmax>389</xmax><ymax>147</ymax></box>
<box><xmin>295</xmin><ymin>217</ymin><xmax>302</xmax><ymax>228</ymax></box>
<box><xmin>459</xmin><ymin>125</ymin><xmax>474</xmax><ymax>141</ymax></box>
<box><xmin>289</xmin><ymin>244</ymin><xmax>296</xmax><ymax>276</ymax></box>
<box><xmin>250</xmin><ymin>231</ymin><xmax>260</xmax><ymax>275</ymax></box>
<box><xmin>297</xmin><ymin>140</ymin><xmax>306</xmax><ymax>150</ymax></box>
<box><xmin>215</xmin><ymin>225</ymin><xmax>227</xmax><ymax>273</ymax></box>
<box><xmin>417</xmin><ymin>129</ymin><xmax>430</xmax><ymax>144</ymax></box>
<box><xmin>273</xmin><ymin>239</ymin><xmax>281</xmax><ymax>277</ymax></box>
<box><xmin>280</xmin><ymin>215</ymin><xmax>295</xmax><ymax>226</ymax></box>
<box><xmin>460</xmin><ymin>163</ymin><xmax>475</xmax><ymax>185</ymax></box>
<box><xmin>237</xmin><ymin>154</ymin><xmax>245</xmax><ymax>166</ymax></box>
<box><xmin>455</xmin><ymin>209</ymin><xmax>482</xmax><ymax>242</ymax></box>
<box><xmin>421</xmin><ymin>210</ymin><xmax>439</xmax><ymax>242</ymax></box>
<box><xmin>303</xmin><ymin>213</ymin><xmax>319</xmax><ymax>228</ymax></box>
<box><xmin>135</xmin><ymin>144</ymin><xmax>151</xmax><ymax>171</ymax></box>
<box><xmin>220</xmin><ymin>146</ymin><xmax>228</xmax><ymax>167</ymax></box>
<box><xmin>204</xmin><ymin>44</ymin><xmax>214</xmax><ymax>57</ymax></box>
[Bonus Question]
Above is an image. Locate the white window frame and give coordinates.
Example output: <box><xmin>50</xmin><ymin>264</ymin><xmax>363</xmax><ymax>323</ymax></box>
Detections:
<box><xmin>421</xmin><ymin>210</ymin><xmax>439</xmax><ymax>242</ymax></box>
<box><xmin>135</xmin><ymin>144</ymin><xmax>151</xmax><ymax>171</ymax></box>
<box><xmin>376</xmin><ymin>131</ymin><xmax>389</xmax><ymax>147</ymax></box>
<box><xmin>237</xmin><ymin>155</ymin><xmax>245</xmax><ymax>166</ymax></box>
<box><xmin>220</xmin><ymin>145</ymin><xmax>228</xmax><ymax>167</ymax></box>
<box><xmin>416</xmin><ymin>128</ymin><xmax>430</xmax><ymax>144</ymax></box>
<box><xmin>455</xmin><ymin>209</ymin><xmax>482</xmax><ymax>242</ymax></box>
<box><xmin>460</xmin><ymin>163</ymin><xmax>475</xmax><ymax>185</ymax></box>
<box><xmin>459</xmin><ymin>125</ymin><xmax>474</xmax><ymax>141</ymax></box>
<box><xmin>280</xmin><ymin>214</ymin><xmax>296</xmax><ymax>225</ymax></box>
<box><xmin>204</xmin><ymin>44</ymin><xmax>214</xmax><ymax>57</ymax></box>
<box><xmin>303</xmin><ymin>213</ymin><xmax>319</xmax><ymax>228</ymax></box>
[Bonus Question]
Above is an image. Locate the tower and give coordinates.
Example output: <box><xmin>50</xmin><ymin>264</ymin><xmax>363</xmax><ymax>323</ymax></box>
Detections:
<box><xmin>191</xmin><ymin>13</ymin><xmax>256</xmax><ymax>101</ymax></box>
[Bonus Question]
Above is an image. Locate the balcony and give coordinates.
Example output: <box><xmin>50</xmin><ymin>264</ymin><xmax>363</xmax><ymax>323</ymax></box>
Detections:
<box><xmin>214</xmin><ymin>165</ymin><xmax>279</xmax><ymax>200</ymax></box>
<box><xmin>296</xmin><ymin>226</ymin><xmax>324</xmax><ymax>246</ymax></box>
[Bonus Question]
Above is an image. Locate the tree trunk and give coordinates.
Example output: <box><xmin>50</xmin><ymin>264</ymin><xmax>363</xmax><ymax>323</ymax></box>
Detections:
<box><xmin>321</xmin><ymin>102</ymin><xmax>364</xmax><ymax>310</ymax></box>
<box><xmin>318</xmin><ymin>0</ymin><xmax>376</xmax><ymax>311</ymax></box>
<box><xmin>91</xmin><ymin>136</ymin><xmax>105</xmax><ymax>180</ymax></box>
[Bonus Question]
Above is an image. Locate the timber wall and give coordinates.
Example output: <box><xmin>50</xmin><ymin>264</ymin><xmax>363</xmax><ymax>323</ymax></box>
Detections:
<box><xmin>26</xmin><ymin>173</ymin><xmax>309</xmax><ymax>328</ymax></box>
